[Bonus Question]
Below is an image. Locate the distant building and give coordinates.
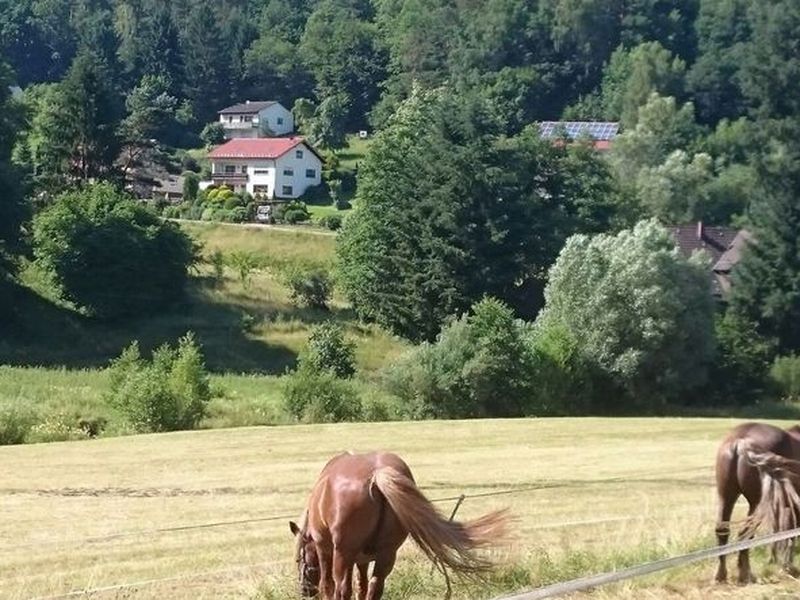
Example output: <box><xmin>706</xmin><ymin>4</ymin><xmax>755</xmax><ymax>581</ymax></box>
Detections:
<box><xmin>206</xmin><ymin>137</ymin><xmax>322</xmax><ymax>199</ymax></box>
<box><xmin>538</xmin><ymin>121</ymin><xmax>620</xmax><ymax>151</ymax></box>
<box><xmin>670</xmin><ymin>222</ymin><xmax>752</xmax><ymax>300</ymax></box>
<box><xmin>152</xmin><ymin>175</ymin><xmax>184</xmax><ymax>203</ymax></box>
<box><xmin>218</xmin><ymin>101</ymin><xmax>294</xmax><ymax>139</ymax></box>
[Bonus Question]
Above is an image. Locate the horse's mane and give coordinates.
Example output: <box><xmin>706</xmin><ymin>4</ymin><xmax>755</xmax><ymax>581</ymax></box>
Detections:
<box><xmin>294</xmin><ymin>509</ymin><xmax>309</xmax><ymax>560</ymax></box>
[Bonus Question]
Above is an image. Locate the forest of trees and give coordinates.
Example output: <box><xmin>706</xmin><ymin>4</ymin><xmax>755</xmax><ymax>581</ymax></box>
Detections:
<box><xmin>3</xmin><ymin>0</ymin><xmax>800</xmax><ymax>414</ymax></box>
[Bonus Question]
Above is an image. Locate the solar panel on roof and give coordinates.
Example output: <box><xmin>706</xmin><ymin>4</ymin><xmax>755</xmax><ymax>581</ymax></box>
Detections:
<box><xmin>538</xmin><ymin>121</ymin><xmax>620</xmax><ymax>141</ymax></box>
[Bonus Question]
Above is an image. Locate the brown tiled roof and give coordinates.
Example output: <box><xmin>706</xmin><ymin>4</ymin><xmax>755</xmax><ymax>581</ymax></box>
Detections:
<box><xmin>669</xmin><ymin>223</ymin><xmax>750</xmax><ymax>299</ymax></box>
<box><xmin>219</xmin><ymin>101</ymin><xmax>278</xmax><ymax>115</ymax></box>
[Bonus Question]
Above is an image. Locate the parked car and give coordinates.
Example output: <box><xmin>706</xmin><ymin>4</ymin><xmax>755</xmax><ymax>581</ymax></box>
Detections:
<box><xmin>255</xmin><ymin>204</ymin><xmax>273</xmax><ymax>224</ymax></box>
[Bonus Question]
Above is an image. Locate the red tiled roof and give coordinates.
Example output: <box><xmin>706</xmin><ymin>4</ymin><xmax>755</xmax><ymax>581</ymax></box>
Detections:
<box><xmin>208</xmin><ymin>137</ymin><xmax>309</xmax><ymax>160</ymax></box>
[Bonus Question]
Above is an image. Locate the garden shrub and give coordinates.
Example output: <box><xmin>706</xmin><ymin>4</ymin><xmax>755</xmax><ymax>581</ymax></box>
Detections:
<box><xmin>107</xmin><ymin>333</ymin><xmax>211</xmax><ymax>433</ymax></box>
<box><xmin>283</xmin><ymin>267</ymin><xmax>332</xmax><ymax>309</ymax></box>
<box><xmin>303</xmin><ymin>321</ymin><xmax>356</xmax><ymax>378</ymax></box>
<box><xmin>385</xmin><ymin>298</ymin><xmax>536</xmax><ymax>419</ymax></box>
<box><xmin>770</xmin><ymin>354</ymin><xmax>800</xmax><ymax>402</ymax></box>
<box><xmin>283</xmin><ymin>368</ymin><xmax>362</xmax><ymax>423</ymax></box>
<box><xmin>276</xmin><ymin>200</ymin><xmax>311</xmax><ymax>224</ymax></box>
<box><xmin>318</xmin><ymin>213</ymin><xmax>343</xmax><ymax>230</ymax></box>
<box><xmin>33</xmin><ymin>183</ymin><xmax>196</xmax><ymax>319</ymax></box>
<box><xmin>26</xmin><ymin>413</ymin><xmax>90</xmax><ymax>443</ymax></box>
<box><xmin>0</xmin><ymin>403</ymin><xmax>37</xmax><ymax>445</ymax></box>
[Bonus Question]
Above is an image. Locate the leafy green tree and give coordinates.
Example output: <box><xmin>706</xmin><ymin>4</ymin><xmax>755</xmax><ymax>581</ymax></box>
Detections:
<box><xmin>183</xmin><ymin>172</ymin><xmax>200</xmax><ymax>202</ymax></box>
<box><xmin>534</xmin><ymin>220</ymin><xmax>715</xmax><ymax>407</ymax></box>
<box><xmin>385</xmin><ymin>297</ymin><xmax>535</xmax><ymax>418</ymax></box>
<box><xmin>338</xmin><ymin>86</ymin><xmax>616</xmax><ymax>341</ymax></box>
<box><xmin>738</xmin><ymin>0</ymin><xmax>800</xmax><ymax>120</ymax></box>
<box><xmin>730</xmin><ymin>146</ymin><xmax>800</xmax><ymax>352</ymax></box>
<box><xmin>181</xmin><ymin>0</ymin><xmax>232</xmax><ymax>124</ymax></box>
<box><xmin>32</xmin><ymin>183</ymin><xmax>196</xmax><ymax>319</ymax></box>
<box><xmin>302</xmin><ymin>321</ymin><xmax>356</xmax><ymax>378</ymax></box>
<box><xmin>635</xmin><ymin>150</ymin><xmax>715</xmax><ymax>223</ymax></box>
<box><xmin>200</xmin><ymin>122</ymin><xmax>226</xmax><ymax>147</ymax></box>
<box><xmin>0</xmin><ymin>62</ymin><xmax>25</xmax><ymax>290</ymax></box>
<box><xmin>301</xmin><ymin>0</ymin><xmax>386</xmax><ymax>131</ymax></box>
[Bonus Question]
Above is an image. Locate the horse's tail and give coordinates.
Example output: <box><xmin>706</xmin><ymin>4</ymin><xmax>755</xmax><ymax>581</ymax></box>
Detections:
<box><xmin>740</xmin><ymin>440</ymin><xmax>800</xmax><ymax>560</ymax></box>
<box><xmin>371</xmin><ymin>467</ymin><xmax>509</xmax><ymax>576</ymax></box>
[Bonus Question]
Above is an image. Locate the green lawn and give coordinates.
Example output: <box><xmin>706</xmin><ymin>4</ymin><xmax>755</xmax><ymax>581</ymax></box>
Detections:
<box><xmin>1</xmin><ymin>417</ymin><xmax>796</xmax><ymax>599</ymax></box>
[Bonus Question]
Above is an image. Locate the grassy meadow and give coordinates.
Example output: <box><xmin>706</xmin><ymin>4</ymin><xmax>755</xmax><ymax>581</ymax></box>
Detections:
<box><xmin>2</xmin><ymin>417</ymin><xmax>799</xmax><ymax>599</ymax></box>
<box><xmin>2</xmin><ymin>220</ymin><xmax>407</xmax><ymax>441</ymax></box>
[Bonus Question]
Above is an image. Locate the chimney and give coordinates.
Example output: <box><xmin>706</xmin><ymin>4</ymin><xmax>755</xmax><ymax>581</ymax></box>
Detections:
<box><xmin>697</xmin><ymin>221</ymin><xmax>704</xmax><ymax>241</ymax></box>
<box><xmin>245</xmin><ymin>100</ymin><xmax>251</xmax><ymax>104</ymax></box>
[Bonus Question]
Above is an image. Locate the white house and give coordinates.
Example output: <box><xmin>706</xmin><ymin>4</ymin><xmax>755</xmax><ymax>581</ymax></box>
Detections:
<box><xmin>207</xmin><ymin>137</ymin><xmax>323</xmax><ymax>199</ymax></box>
<box><xmin>218</xmin><ymin>101</ymin><xmax>294</xmax><ymax>138</ymax></box>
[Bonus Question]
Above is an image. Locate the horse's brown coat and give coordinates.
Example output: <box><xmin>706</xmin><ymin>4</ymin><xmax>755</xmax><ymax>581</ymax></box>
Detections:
<box><xmin>290</xmin><ymin>451</ymin><xmax>508</xmax><ymax>600</ymax></box>
<box><xmin>715</xmin><ymin>422</ymin><xmax>800</xmax><ymax>583</ymax></box>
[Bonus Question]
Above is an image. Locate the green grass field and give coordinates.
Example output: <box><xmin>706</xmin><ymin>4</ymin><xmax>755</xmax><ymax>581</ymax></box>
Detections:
<box><xmin>2</xmin><ymin>221</ymin><xmax>407</xmax><ymax>440</ymax></box>
<box><xmin>1</xmin><ymin>417</ymin><xmax>797</xmax><ymax>599</ymax></box>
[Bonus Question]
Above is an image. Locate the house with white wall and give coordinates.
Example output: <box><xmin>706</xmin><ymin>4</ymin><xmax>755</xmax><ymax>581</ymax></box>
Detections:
<box><xmin>206</xmin><ymin>137</ymin><xmax>323</xmax><ymax>200</ymax></box>
<box><xmin>218</xmin><ymin>101</ymin><xmax>294</xmax><ymax>139</ymax></box>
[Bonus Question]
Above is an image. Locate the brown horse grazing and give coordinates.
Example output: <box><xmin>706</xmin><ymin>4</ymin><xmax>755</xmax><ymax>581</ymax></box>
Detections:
<box><xmin>715</xmin><ymin>422</ymin><xmax>800</xmax><ymax>584</ymax></box>
<box><xmin>289</xmin><ymin>451</ymin><xmax>509</xmax><ymax>600</ymax></box>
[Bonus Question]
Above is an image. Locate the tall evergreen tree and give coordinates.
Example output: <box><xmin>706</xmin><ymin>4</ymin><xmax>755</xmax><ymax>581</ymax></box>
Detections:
<box><xmin>731</xmin><ymin>140</ymin><xmax>800</xmax><ymax>352</ymax></box>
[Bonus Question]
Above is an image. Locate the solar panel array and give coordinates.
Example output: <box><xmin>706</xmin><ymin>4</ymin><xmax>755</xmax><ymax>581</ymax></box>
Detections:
<box><xmin>539</xmin><ymin>121</ymin><xmax>620</xmax><ymax>141</ymax></box>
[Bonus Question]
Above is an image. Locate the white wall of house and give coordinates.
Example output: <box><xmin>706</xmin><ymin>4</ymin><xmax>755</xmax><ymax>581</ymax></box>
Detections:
<box><xmin>209</xmin><ymin>145</ymin><xmax>320</xmax><ymax>198</ymax></box>
<box><xmin>273</xmin><ymin>145</ymin><xmax>322</xmax><ymax>199</ymax></box>
<box><xmin>219</xmin><ymin>103</ymin><xmax>294</xmax><ymax>139</ymax></box>
<box><xmin>258</xmin><ymin>104</ymin><xmax>294</xmax><ymax>136</ymax></box>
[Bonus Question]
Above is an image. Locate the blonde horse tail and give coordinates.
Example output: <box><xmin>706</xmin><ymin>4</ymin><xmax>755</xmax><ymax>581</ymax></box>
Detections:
<box><xmin>740</xmin><ymin>440</ymin><xmax>800</xmax><ymax>563</ymax></box>
<box><xmin>371</xmin><ymin>467</ymin><xmax>509</xmax><ymax>576</ymax></box>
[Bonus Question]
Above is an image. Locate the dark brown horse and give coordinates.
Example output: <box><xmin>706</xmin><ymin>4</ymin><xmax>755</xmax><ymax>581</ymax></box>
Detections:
<box><xmin>715</xmin><ymin>422</ymin><xmax>800</xmax><ymax>583</ymax></box>
<box><xmin>289</xmin><ymin>451</ymin><xmax>509</xmax><ymax>600</ymax></box>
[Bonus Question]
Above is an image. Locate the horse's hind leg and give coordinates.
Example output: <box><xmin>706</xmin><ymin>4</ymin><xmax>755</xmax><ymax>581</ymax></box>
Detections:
<box><xmin>356</xmin><ymin>563</ymin><xmax>369</xmax><ymax>600</ymax></box>
<box><xmin>737</xmin><ymin>499</ymin><xmax>758</xmax><ymax>585</ymax></box>
<box><xmin>715</xmin><ymin>491</ymin><xmax>737</xmax><ymax>583</ymax></box>
<box><xmin>366</xmin><ymin>553</ymin><xmax>396</xmax><ymax>600</ymax></box>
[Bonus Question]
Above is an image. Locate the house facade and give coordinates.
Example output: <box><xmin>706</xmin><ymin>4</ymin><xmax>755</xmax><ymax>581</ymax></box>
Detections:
<box><xmin>206</xmin><ymin>137</ymin><xmax>323</xmax><ymax>200</ymax></box>
<box><xmin>218</xmin><ymin>101</ymin><xmax>294</xmax><ymax>139</ymax></box>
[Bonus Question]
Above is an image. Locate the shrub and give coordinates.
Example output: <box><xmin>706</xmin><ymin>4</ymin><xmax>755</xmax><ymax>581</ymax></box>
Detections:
<box><xmin>226</xmin><ymin>250</ymin><xmax>261</xmax><ymax>289</ymax></box>
<box><xmin>223</xmin><ymin>195</ymin><xmax>243</xmax><ymax>210</ymax></box>
<box><xmin>276</xmin><ymin>200</ymin><xmax>311</xmax><ymax>224</ymax></box>
<box><xmin>283</xmin><ymin>267</ymin><xmax>332</xmax><ymax>309</ymax></box>
<box><xmin>385</xmin><ymin>298</ymin><xmax>536</xmax><ymax>419</ymax></box>
<box><xmin>208</xmin><ymin>249</ymin><xmax>225</xmax><ymax>285</ymax></box>
<box><xmin>201</xmin><ymin>122</ymin><xmax>226</xmax><ymax>146</ymax></box>
<box><xmin>283</xmin><ymin>368</ymin><xmax>362</xmax><ymax>423</ymax></box>
<box><xmin>318</xmin><ymin>213</ymin><xmax>343</xmax><ymax>231</ymax></box>
<box><xmin>107</xmin><ymin>334</ymin><xmax>211</xmax><ymax>433</ymax></box>
<box><xmin>32</xmin><ymin>183</ymin><xmax>196</xmax><ymax>319</ymax></box>
<box><xmin>303</xmin><ymin>322</ymin><xmax>356</xmax><ymax>378</ymax></box>
<box><xmin>27</xmin><ymin>414</ymin><xmax>90</xmax><ymax>443</ymax></box>
<box><xmin>770</xmin><ymin>355</ymin><xmax>800</xmax><ymax>402</ymax></box>
<box><xmin>183</xmin><ymin>172</ymin><xmax>200</xmax><ymax>201</ymax></box>
<box><xmin>0</xmin><ymin>403</ymin><xmax>36</xmax><ymax>445</ymax></box>
<box><xmin>181</xmin><ymin>154</ymin><xmax>200</xmax><ymax>173</ymax></box>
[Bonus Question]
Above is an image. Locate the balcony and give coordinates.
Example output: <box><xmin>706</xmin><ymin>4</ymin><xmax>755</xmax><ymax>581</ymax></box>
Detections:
<box><xmin>211</xmin><ymin>172</ymin><xmax>249</xmax><ymax>184</ymax></box>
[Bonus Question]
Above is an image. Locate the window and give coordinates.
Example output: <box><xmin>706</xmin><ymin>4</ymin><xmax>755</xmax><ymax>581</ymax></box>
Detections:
<box><xmin>243</xmin><ymin>115</ymin><xmax>252</xmax><ymax>123</ymax></box>
<box><xmin>226</xmin><ymin>116</ymin><xmax>233</xmax><ymax>123</ymax></box>
<box><xmin>295</xmin><ymin>149</ymin><xmax>304</xmax><ymax>159</ymax></box>
<box><xmin>282</xmin><ymin>185</ymin><xmax>293</xmax><ymax>196</ymax></box>
<box><xmin>306</xmin><ymin>169</ymin><xmax>316</xmax><ymax>179</ymax></box>
<box><xmin>253</xmin><ymin>169</ymin><xmax>270</xmax><ymax>175</ymax></box>
<box><xmin>283</xmin><ymin>168</ymin><xmax>294</xmax><ymax>176</ymax></box>
<box><xmin>241</xmin><ymin>165</ymin><xmax>248</xmax><ymax>174</ymax></box>
<box><xmin>277</xmin><ymin>117</ymin><xmax>284</xmax><ymax>125</ymax></box>
<box><xmin>224</xmin><ymin>165</ymin><xmax>236</xmax><ymax>174</ymax></box>
<box><xmin>253</xmin><ymin>185</ymin><xmax>269</xmax><ymax>194</ymax></box>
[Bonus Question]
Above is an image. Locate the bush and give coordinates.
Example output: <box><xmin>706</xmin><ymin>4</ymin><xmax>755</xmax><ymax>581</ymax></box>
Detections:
<box><xmin>0</xmin><ymin>403</ymin><xmax>36</xmax><ymax>445</ymax></box>
<box><xmin>276</xmin><ymin>200</ymin><xmax>311</xmax><ymax>224</ymax></box>
<box><xmin>770</xmin><ymin>355</ymin><xmax>800</xmax><ymax>402</ymax></box>
<box><xmin>201</xmin><ymin>122</ymin><xmax>226</xmax><ymax>146</ymax></box>
<box><xmin>303</xmin><ymin>322</ymin><xmax>356</xmax><ymax>378</ymax></box>
<box><xmin>181</xmin><ymin>155</ymin><xmax>200</xmax><ymax>173</ymax></box>
<box><xmin>711</xmin><ymin>312</ymin><xmax>775</xmax><ymax>404</ymax></box>
<box><xmin>107</xmin><ymin>333</ymin><xmax>211</xmax><ymax>433</ymax></box>
<box><xmin>318</xmin><ymin>213</ymin><xmax>343</xmax><ymax>231</ymax></box>
<box><xmin>283</xmin><ymin>368</ymin><xmax>362</xmax><ymax>423</ymax></box>
<box><xmin>32</xmin><ymin>183</ymin><xmax>196</xmax><ymax>320</ymax></box>
<box><xmin>27</xmin><ymin>414</ymin><xmax>90</xmax><ymax>443</ymax></box>
<box><xmin>183</xmin><ymin>172</ymin><xmax>200</xmax><ymax>201</ymax></box>
<box><xmin>283</xmin><ymin>267</ymin><xmax>332</xmax><ymax>309</ymax></box>
<box><xmin>385</xmin><ymin>298</ymin><xmax>536</xmax><ymax>419</ymax></box>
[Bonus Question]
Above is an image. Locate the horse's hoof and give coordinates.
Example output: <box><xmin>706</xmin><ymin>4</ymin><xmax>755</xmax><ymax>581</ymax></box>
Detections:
<box><xmin>737</xmin><ymin>572</ymin><xmax>757</xmax><ymax>585</ymax></box>
<box><xmin>783</xmin><ymin>564</ymin><xmax>800</xmax><ymax>578</ymax></box>
<box><xmin>714</xmin><ymin>573</ymin><xmax>727</xmax><ymax>584</ymax></box>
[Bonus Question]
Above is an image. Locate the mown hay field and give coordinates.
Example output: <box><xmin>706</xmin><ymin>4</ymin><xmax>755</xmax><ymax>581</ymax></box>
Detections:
<box><xmin>3</xmin><ymin>417</ymin><xmax>800</xmax><ymax>600</ymax></box>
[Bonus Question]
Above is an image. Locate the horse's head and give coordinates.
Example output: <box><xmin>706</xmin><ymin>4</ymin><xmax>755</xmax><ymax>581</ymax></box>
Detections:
<box><xmin>290</xmin><ymin>518</ymin><xmax>320</xmax><ymax>597</ymax></box>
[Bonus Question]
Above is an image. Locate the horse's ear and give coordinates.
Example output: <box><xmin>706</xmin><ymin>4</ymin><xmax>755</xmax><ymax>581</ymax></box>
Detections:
<box><xmin>289</xmin><ymin>521</ymin><xmax>300</xmax><ymax>536</ymax></box>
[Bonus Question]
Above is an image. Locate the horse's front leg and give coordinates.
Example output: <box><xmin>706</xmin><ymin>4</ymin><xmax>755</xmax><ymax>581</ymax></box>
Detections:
<box><xmin>366</xmin><ymin>553</ymin><xmax>396</xmax><ymax>600</ymax></box>
<box><xmin>318</xmin><ymin>546</ymin><xmax>336</xmax><ymax>600</ymax></box>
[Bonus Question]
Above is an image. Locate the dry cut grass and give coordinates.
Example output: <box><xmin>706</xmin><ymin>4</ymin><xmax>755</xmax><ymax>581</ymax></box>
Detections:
<box><xmin>2</xmin><ymin>417</ymin><xmax>800</xmax><ymax>599</ymax></box>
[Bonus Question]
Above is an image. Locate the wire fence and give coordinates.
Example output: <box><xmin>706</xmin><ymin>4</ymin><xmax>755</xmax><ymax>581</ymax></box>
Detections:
<box><xmin>6</xmin><ymin>465</ymin><xmax>720</xmax><ymax>598</ymax></box>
